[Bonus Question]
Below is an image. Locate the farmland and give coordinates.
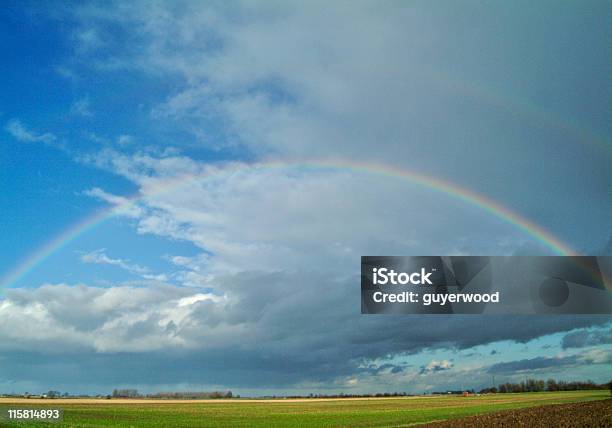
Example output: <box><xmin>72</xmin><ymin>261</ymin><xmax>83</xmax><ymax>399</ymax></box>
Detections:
<box><xmin>0</xmin><ymin>390</ymin><xmax>609</xmax><ymax>427</ymax></box>
<box><xmin>421</xmin><ymin>398</ymin><xmax>612</xmax><ymax>427</ymax></box>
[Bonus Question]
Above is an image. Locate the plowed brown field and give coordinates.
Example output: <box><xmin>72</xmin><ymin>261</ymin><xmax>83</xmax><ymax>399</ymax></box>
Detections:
<box><xmin>419</xmin><ymin>398</ymin><xmax>612</xmax><ymax>427</ymax></box>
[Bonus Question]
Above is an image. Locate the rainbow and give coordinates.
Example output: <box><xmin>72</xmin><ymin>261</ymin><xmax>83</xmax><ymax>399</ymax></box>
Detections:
<box><xmin>0</xmin><ymin>159</ymin><xmax>578</xmax><ymax>289</ymax></box>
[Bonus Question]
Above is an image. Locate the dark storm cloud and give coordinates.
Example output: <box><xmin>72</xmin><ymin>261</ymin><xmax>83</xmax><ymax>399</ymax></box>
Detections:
<box><xmin>1</xmin><ymin>274</ymin><xmax>611</xmax><ymax>391</ymax></box>
<box><xmin>488</xmin><ymin>350</ymin><xmax>612</xmax><ymax>375</ymax></box>
<box><xmin>561</xmin><ymin>328</ymin><xmax>612</xmax><ymax>349</ymax></box>
<box><xmin>487</xmin><ymin>356</ymin><xmax>579</xmax><ymax>374</ymax></box>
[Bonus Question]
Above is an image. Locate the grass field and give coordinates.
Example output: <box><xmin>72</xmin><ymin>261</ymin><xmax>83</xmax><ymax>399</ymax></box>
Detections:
<box><xmin>0</xmin><ymin>390</ymin><xmax>608</xmax><ymax>427</ymax></box>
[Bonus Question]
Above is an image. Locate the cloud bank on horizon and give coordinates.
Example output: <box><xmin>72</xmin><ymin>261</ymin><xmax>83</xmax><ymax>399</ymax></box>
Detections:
<box><xmin>0</xmin><ymin>1</ymin><xmax>610</xmax><ymax>395</ymax></box>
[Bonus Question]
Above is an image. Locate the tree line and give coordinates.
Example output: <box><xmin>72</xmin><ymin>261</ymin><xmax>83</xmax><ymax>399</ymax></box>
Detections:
<box><xmin>479</xmin><ymin>379</ymin><xmax>610</xmax><ymax>394</ymax></box>
<box><xmin>5</xmin><ymin>379</ymin><xmax>609</xmax><ymax>400</ymax></box>
<box><xmin>112</xmin><ymin>389</ymin><xmax>235</xmax><ymax>399</ymax></box>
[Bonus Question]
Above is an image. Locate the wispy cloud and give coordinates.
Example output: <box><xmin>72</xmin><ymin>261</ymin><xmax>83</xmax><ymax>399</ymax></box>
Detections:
<box><xmin>83</xmin><ymin>187</ymin><xmax>143</xmax><ymax>218</ymax></box>
<box><xmin>74</xmin><ymin>27</ymin><xmax>104</xmax><ymax>53</ymax></box>
<box><xmin>80</xmin><ymin>249</ymin><xmax>167</xmax><ymax>281</ymax></box>
<box><xmin>117</xmin><ymin>134</ymin><xmax>133</xmax><ymax>145</ymax></box>
<box><xmin>5</xmin><ymin>119</ymin><xmax>56</xmax><ymax>144</ymax></box>
<box><xmin>70</xmin><ymin>97</ymin><xmax>93</xmax><ymax>117</ymax></box>
<box><xmin>81</xmin><ymin>249</ymin><xmax>146</xmax><ymax>275</ymax></box>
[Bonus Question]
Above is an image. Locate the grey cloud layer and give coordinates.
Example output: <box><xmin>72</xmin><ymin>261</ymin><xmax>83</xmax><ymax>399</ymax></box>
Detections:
<box><xmin>1</xmin><ymin>279</ymin><xmax>610</xmax><ymax>387</ymax></box>
<box><xmin>561</xmin><ymin>328</ymin><xmax>612</xmax><ymax>350</ymax></box>
<box><xmin>487</xmin><ymin>350</ymin><xmax>612</xmax><ymax>375</ymax></box>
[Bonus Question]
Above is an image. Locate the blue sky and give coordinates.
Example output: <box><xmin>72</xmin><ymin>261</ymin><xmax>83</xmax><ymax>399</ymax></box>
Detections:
<box><xmin>0</xmin><ymin>0</ymin><xmax>610</xmax><ymax>395</ymax></box>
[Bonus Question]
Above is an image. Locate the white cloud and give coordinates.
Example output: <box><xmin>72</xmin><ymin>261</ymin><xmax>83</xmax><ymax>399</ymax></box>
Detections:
<box><xmin>80</xmin><ymin>249</ymin><xmax>167</xmax><ymax>282</ymax></box>
<box><xmin>55</xmin><ymin>65</ymin><xmax>78</xmax><ymax>80</ymax></box>
<box><xmin>578</xmin><ymin>348</ymin><xmax>612</xmax><ymax>365</ymax></box>
<box><xmin>87</xmin><ymin>2</ymin><xmax>439</xmax><ymax>161</ymax></box>
<box><xmin>70</xmin><ymin>97</ymin><xmax>93</xmax><ymax>117</ymax></box>
<box><xmin>62</xmin><ymin>1</ymin><xmax>611</xmax><ymax>245</ymax></box>
<box><xmin>0</xmin><ymin>283</ymin><xmax>219</xmax><ymax>352</ymax></box>
<box><xmin>5</xmin><ymin>119</ymin><xmax>56</xmax><ymax>144</ymax></box>
<box><xmin>74</xmin><ymin>27</ymin><xmax>104</xmax><ymax>53</ymax></box>
<box><xmin>83</xmin><ymin>187</ymin><xmax>143</xmax><ymax>218</ymax></box>
<box><xmin>420</xmin><ymin>359</ymin><xmax>453</xmax><ymax>375</ymax></box>
<box><xmin>81</xmin><ymin>149</ymin><xmax>528</xmax><ymax>279</ymax></box>
<box><xmin>117</xmin><ymin>134</ymin><xmax>133</xmax><ymax>145</ymax></box>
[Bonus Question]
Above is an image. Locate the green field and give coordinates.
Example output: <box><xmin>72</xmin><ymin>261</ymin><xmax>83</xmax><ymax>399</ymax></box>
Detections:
<box><xmin>1</xmin><ymin>390</ymin><xmax>608</xmax><ymax>427</ymax></box>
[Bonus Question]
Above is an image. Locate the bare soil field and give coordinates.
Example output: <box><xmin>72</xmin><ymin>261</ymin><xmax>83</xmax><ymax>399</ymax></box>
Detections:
<box><xmin>419</xmin><ymin>397</ymin><xmax>612</xmax><ymax>427</ymax></box>
<box><xmin>0</xmin><ymin>395</ymin><xmax>435</xmax><ymax>405</ymax></box>
<box><xmin>0</xmin><ymin>391</ymin><xmax>608</xmax><ymax>427</ymax></box>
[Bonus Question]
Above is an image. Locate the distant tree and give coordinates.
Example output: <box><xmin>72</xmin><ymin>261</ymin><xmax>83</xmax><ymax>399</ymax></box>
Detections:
<box><xmin>494</xmin><ymin>378</ymin><xmax>609</xmax><ymax>394</ymax></box>
<box><xmin>112</xmin><ymin>389</ymin><xmax>139</xmax><ymax>398</ymax></box>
